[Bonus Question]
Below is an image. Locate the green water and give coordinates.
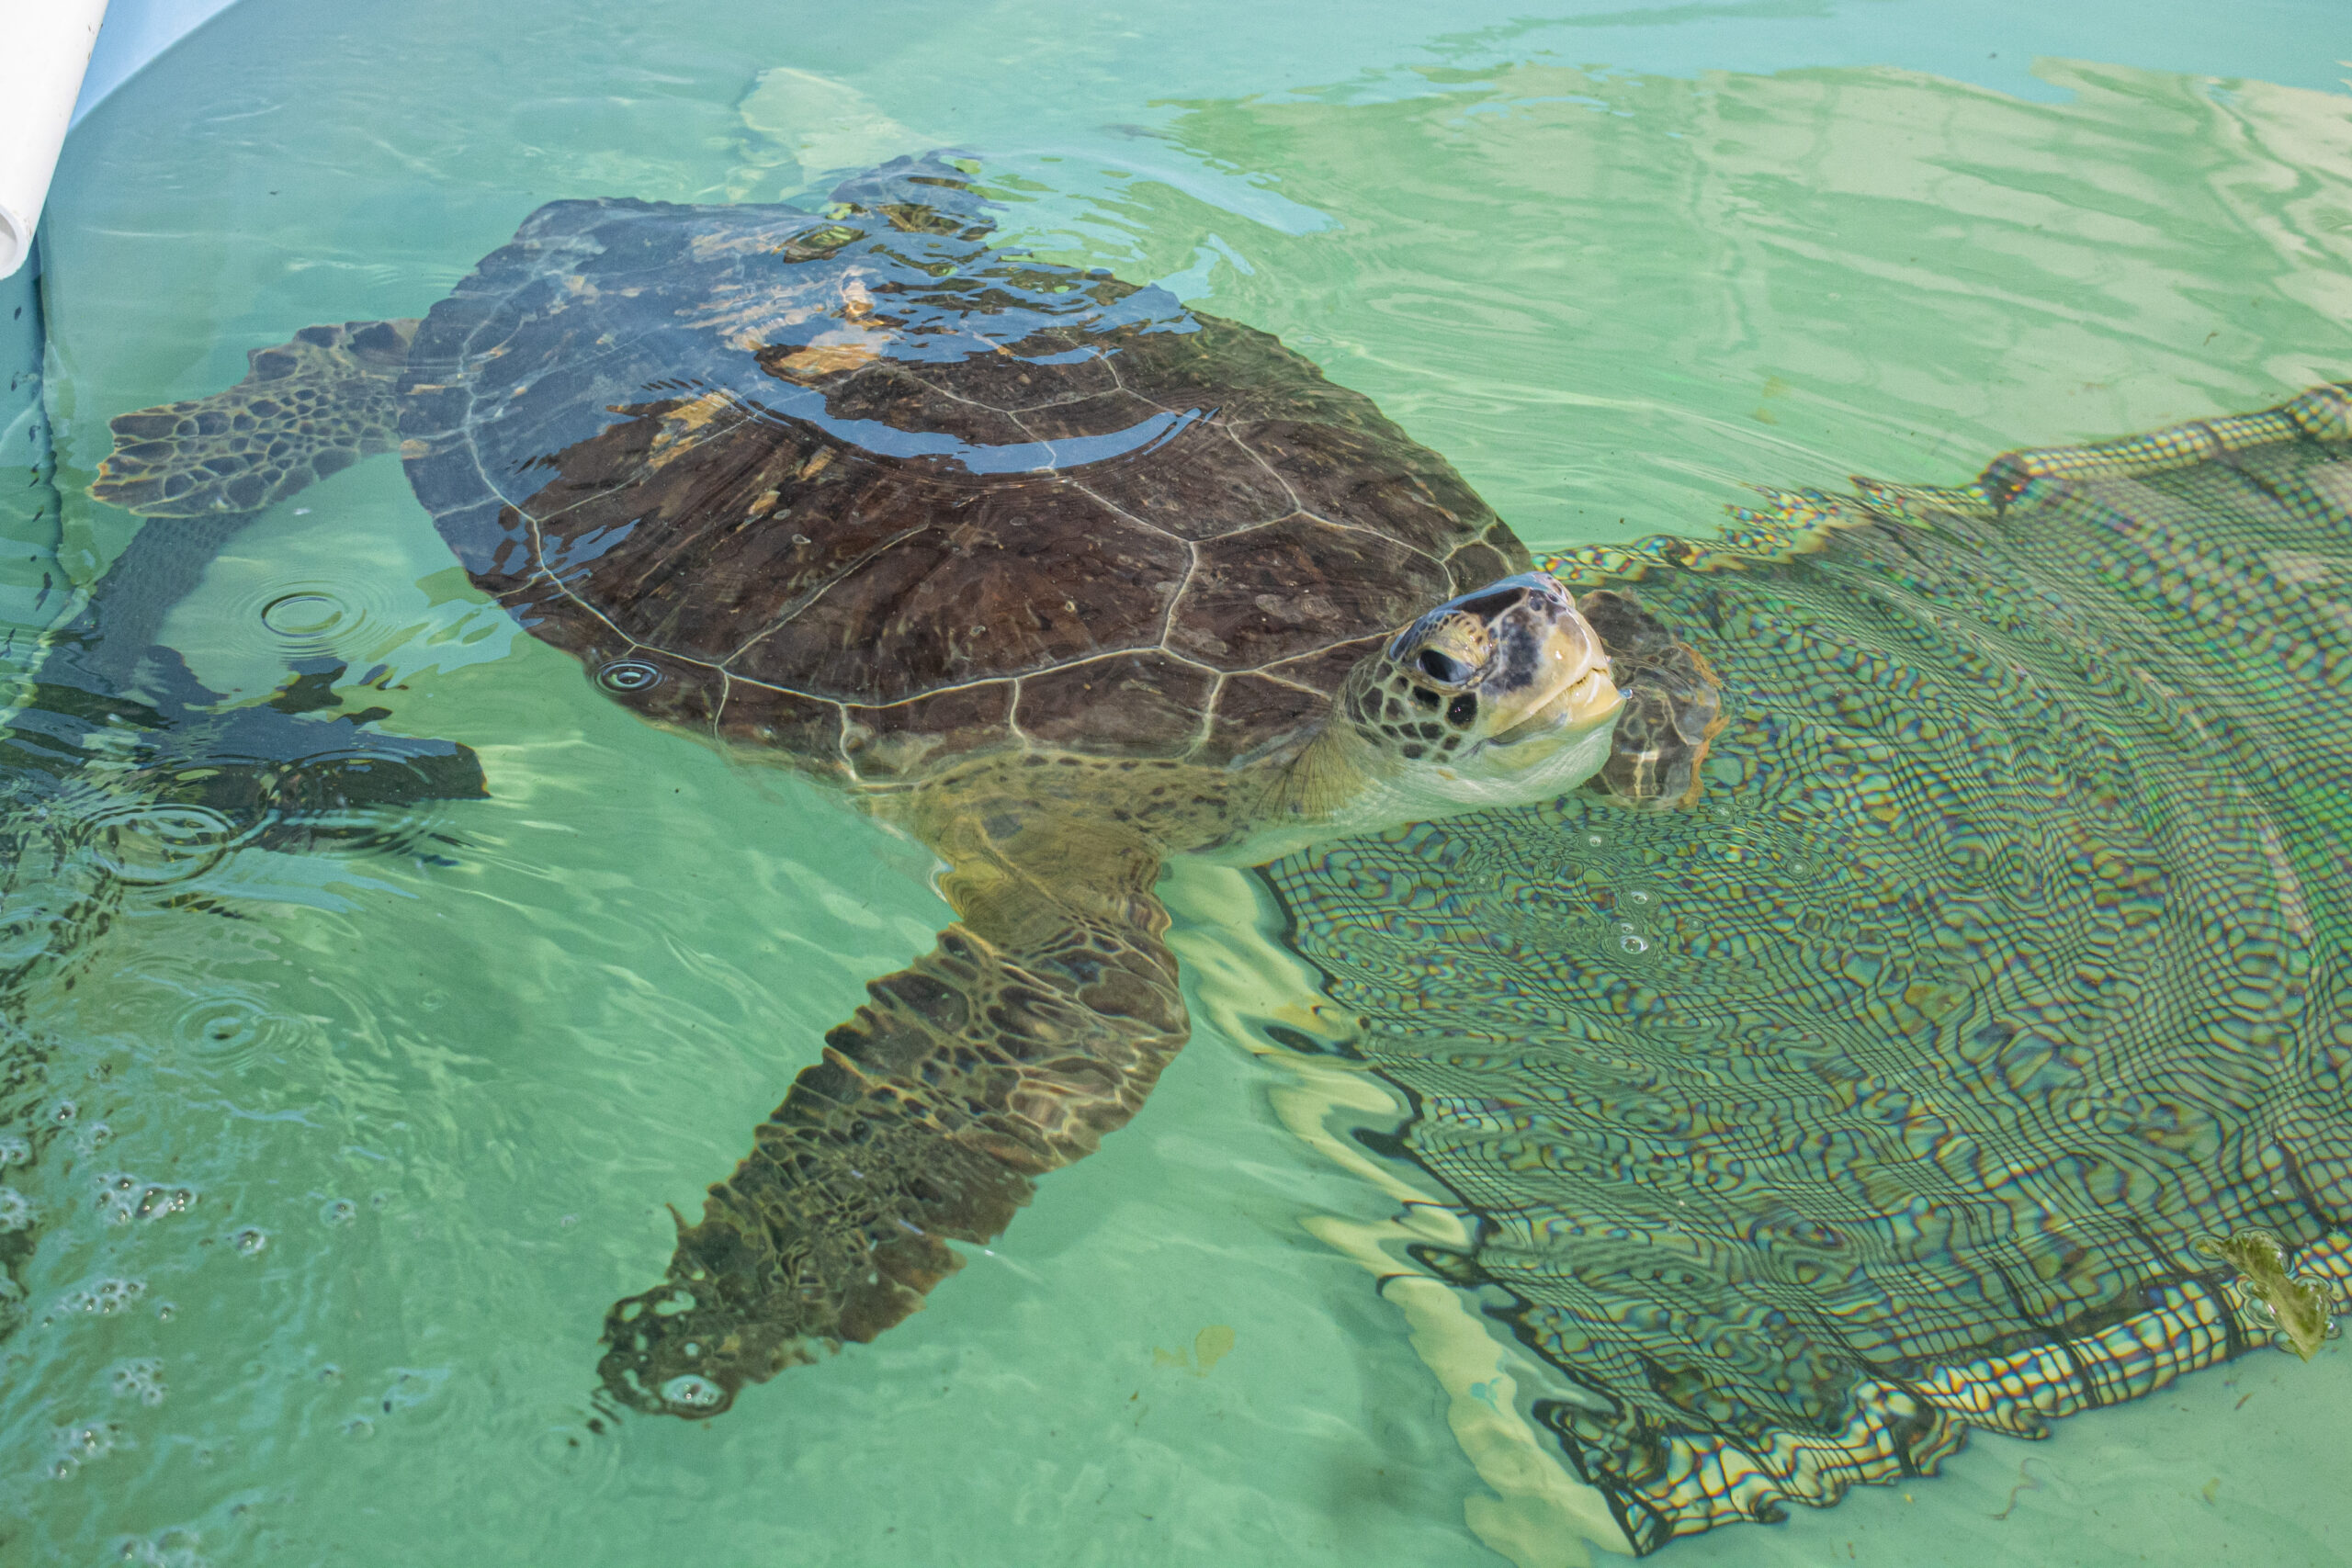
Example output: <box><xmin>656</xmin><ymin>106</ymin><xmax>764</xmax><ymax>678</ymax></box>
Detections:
<box><xmin>7</xmin><ymin>1</ymin><xmax>2352</xmax><ymax>1562</ymax></box>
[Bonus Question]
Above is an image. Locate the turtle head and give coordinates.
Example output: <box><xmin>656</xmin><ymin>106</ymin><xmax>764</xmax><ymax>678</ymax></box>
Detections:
<box><xmin>1333</xmin><ymin>572</ymin><xmax>1623</xmax><ymax>815</ymax></box>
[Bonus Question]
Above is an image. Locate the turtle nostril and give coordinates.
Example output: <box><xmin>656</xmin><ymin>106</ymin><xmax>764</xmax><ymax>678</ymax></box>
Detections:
<box><xmin>1445</xmin><ymin>693</ymin><xmax>1477</xmax><ymax>728</ymax></box>
<box><xmin>1418</xmin><ymin>649</ymin><xmax>1468</xmax><ymax>683</ymax></box>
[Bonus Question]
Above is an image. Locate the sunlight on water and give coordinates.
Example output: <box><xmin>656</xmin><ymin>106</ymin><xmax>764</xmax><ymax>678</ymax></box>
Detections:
<box><xmin>6</xmin><ymin>0</ymin><xmax>2350</xmax><ymax>1562</ymax></box>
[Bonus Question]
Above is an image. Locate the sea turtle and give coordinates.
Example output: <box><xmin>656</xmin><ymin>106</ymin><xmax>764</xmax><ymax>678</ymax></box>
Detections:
<box><xmin>87</xmin><ymin>156</ymin><xmax>1724</xmax><ymax>1417</ymax></box>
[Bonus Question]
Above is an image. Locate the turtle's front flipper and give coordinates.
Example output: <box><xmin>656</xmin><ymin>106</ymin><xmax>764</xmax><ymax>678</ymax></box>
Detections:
<box><xmin>599</xmin><ymin>820</ymin><xmax>1187</xmax><ymax>1417</ymax></box>
<box><xmin>90</xmin><ymin>319</ymin><xmax>418</xmax><ymax>518</ymax></box>
<box><xmin>1578</xmin><ymin>587</ymin><xmax>1725</xmax><ymax>809</ymax></box>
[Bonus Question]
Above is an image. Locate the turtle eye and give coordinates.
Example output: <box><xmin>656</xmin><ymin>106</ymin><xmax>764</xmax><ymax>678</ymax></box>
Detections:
<box><xmin>1418</xmin><ymin>649</ymin><xmax>1471</xmax><ymax>684</ymax></box>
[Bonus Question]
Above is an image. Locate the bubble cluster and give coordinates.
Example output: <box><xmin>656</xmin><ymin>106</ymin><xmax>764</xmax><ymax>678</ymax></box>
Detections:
<box><xmin>61</xmin><ymin>1278</ymin><xmax>146</xmax><ymax>1316</ymax></box>
<box><xmin>95</xmin><ymin>1172</ymin><xmax>198</xmax><ymax>1224</ymax></box>
<box><xmin>0</xmin><ymin>1188</ymin><xmax>34</xmax><ymax>1232</ymax></box>
<box><xmin>109</xmin><ymin>1359</ymin><xmax>167</xmax><ymax>1407</ymax></box>
<box><xmin>112</xmin><ymin>1529</ymin><xmax>209</xmax><ymax>1568</ymax></box>
<box><xmin>50</xmin><ymin>1418</ymin><xmax>128</xmax><ymax>1478</ymax></box>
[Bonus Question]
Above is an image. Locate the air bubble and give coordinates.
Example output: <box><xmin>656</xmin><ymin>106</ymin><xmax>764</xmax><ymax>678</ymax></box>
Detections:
<box><xmin>0</xmin><ymin>1188</ymin><xmax>33</xmax><ymax>1231</ymax></box>
<box><xmin>1627</xmin><ymin>890</ymin><xmax>1651</xmax><ymax>905</ymax></box>
<box><xmin>1587</xmin><ymin>834</ymin><xmax>1604</xmax><ymax>847</ymax></box>
<box><xmin>179</xmin><ymin>997</ymin><xmax>266</xmax><ymax>1056</ymax></box>
<box><xmin>595</xmin><ymin>659</ymin><xmax>663</xmax><ymax>694</ymax></box>
<box><xmin>1620</xmin><ymin>936</ymin><xmax>1648</xmax><ymax>953</ymax></box>
<box><xmin>321</xmin><ymin>1199</ymin><xmax>357</xmax><ymax>1226</ymax></box>
<box><xmin>379</xmin><ymin>1369</ymin><xmax>444</xmax><ymax>1414</ymax></box>
<box><xmin>342</xmin><ymin>1417</ymin><xmax>375</xmax><ymax>1440</ymax></box>
<box><xmin>260</xmin><ymin>592</ymin><xmax>348</xmax><ymax>639</ymax></box>
<box><xmin>660</xmin><ymin>1374</ymin><xmax>725</xmax><ymax>1410</ymax></box>
<box><xmin>79</xmin><ymin>802</ymin><xmax>242</xmax><ymax>886</ymax></box>
<box><xmin>0</xmin><ymin>1135</ymin><xmax>28</xmax><ymax>1165</ymax></box>
<box><xmin>232</xmin><ymin>1228</ymin><xmax>269</xmax><ymax>1256</ymax></box>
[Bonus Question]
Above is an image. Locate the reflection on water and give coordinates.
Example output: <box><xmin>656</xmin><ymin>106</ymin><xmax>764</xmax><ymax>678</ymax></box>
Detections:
<box><xmin>6</xmin><ymin>5</ymin><xmax>2351</xmax><ymax>1564</ymax></box>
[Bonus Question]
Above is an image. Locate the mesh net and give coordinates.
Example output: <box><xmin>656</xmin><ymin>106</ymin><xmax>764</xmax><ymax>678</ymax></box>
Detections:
<box><xmin>1261</xmin><ymin>387</ymin><xmax>2352</xmax><ymax>1551</ymax></box>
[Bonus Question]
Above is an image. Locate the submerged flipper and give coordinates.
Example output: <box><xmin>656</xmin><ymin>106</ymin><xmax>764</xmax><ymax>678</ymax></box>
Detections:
<box><xmin>599</xmin><ymin>818</ymin><xmax>1187</xmax><ymax>1416</ymax></box>
<box><xmin>58</xmin><ymin>311</ymin><xmax>481</xmax><ymax>821</ymax></box>
<box><xmin>90</xmin><ymin>318</ymin><xmax>417</xmax><ymax>517</ymax></box>
<box><xmin>1578</xmin><ymin>588</ymin><xmax>1725</xmax><ymax>809</ymax></box>
<box><xmin>0</xmin><ymin>344</ymin><xmax>492</xmax><ymax>994</ymax></box>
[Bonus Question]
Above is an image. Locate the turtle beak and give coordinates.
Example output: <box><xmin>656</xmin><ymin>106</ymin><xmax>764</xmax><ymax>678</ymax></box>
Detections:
<box><xmin>1477</xmin><ymin>581</ymin><xmax>1622</xmax><ymax>763</ymax></box>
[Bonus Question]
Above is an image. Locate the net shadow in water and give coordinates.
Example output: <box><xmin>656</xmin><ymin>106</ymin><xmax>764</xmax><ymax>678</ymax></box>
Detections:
<box><xmin>1262</xmin><ymin>389</ymin><xmax>2352</xmax><ymax>1551</ymax></box>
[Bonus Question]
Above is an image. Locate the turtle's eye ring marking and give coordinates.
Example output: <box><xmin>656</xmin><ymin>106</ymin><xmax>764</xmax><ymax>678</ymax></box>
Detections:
<box><xmin>1445</xmin><ymin>693</ymin><xmax>1477</xmax><ymax>728</ymax></box>
<box><xmin>597</xmin><ymin>659</ymin><xmax>664</xmax><ymax>693</ymax></box>
<box><xmin>1418</xmin><ymin>648</ymin><xmax>1473</xmax><ymax>684</ymax></box>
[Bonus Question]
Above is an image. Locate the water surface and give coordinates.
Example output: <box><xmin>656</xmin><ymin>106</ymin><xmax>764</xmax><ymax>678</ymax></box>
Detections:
<box><xmin>7</xmin><ymin>2</ymin><xmax>2352</xmax><ymax>1562</ymax></box>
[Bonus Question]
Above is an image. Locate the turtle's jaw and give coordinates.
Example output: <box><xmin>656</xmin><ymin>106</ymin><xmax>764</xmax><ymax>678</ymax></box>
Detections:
<box><xmin>1480</xmin><ymin>633</ymin><xmax>1623</xmax><ymax>761</ymax></box>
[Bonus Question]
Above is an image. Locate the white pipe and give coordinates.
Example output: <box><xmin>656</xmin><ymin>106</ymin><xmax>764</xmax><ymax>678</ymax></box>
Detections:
<box><xmin>1</xmin><ymin>0</ymin><xmax>111</xmax><ymax>277</ymax></box>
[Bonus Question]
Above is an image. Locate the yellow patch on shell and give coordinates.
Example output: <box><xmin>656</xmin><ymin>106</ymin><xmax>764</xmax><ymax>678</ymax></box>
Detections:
<box><xmin>766</xmin><ymin>342</ymin><xmax>882</xmax><ymax>383</ymax></box>
<box><xmin>645</xmin><ymin>390</ymin><xmax>749</xmax><ymax>469</ymax></box>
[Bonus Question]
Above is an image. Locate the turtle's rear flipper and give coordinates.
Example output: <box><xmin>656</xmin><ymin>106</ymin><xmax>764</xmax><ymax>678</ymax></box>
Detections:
<box><xmin>598</xmin><ymin>822</ymin><xmax>1186</xmax><ymax>1417</ymax></box>
<box><xmin>3</xmin><ymin>649</ymin><xmax>487</xmax><ymax>862</ymax></box>
<box><xmin>10</xmin><ymin>430</ymin><xmax>487</xmax><ymax>884</ymax></box>
<box><xmin>90</xmin><ymin>319</ymin><xmax>419</xmax><ymax>518</ymax></box>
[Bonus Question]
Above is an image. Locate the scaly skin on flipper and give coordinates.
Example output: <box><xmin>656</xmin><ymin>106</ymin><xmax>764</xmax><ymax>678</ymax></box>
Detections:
<box><xmin>599</xmin><ymin>818</ymin><xmax>1184</xmax><ymax>1416</ymax></box>
<box><xmin>1576</xmin><ymin>588</ymin><xmax>1725</xmax><ymax>809</ymax></box>
<box><xmin>92</xmin><ymin>318</ymin><xmax>419</xmax><ymax>517</ymax></box>
<box><xmin>2200</xmin><ymin>1232</ymin><xmax>2338</xmax><ymax>1360</ymax></box>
